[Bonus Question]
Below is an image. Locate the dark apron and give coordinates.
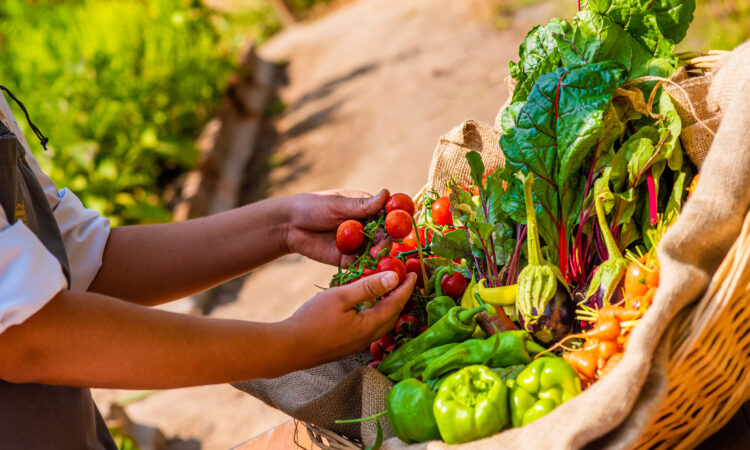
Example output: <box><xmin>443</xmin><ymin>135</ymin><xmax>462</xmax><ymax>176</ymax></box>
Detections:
<box><xmin>0</xmin><ymin>121</ymin><xmax>116</xmax><ymax>449</ymax></box>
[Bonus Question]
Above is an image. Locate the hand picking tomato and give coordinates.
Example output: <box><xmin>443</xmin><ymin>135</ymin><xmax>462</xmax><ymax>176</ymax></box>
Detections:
<box><xmin>370</xmin><ymin>335</ymin><xmax>394</xmax><ymax>360</ymax></box>
<box><xmin>385</xmin><ymin>210</ymin><xmax>413</xmax><ymax>240</ymax></box>
<box><xmin>431</xmin><ymin>196</ymin><xmax>453</xmax><ymax>226</ymax></box>
<box><xmin>403</xmin><ymin>226</ymin><xmax>431</xmax><ymax>249</ymax></box>
<box><xmin>395</xmin><ymin>314</ymin><xmax>420</xmax><ymax>334</ymax></box>
<box><xmin>376</xmin><ymin>256</ymin><xmax>406</xmax><ymax>284</ymax></box>
<box><xmin>335</xmin><ymin>220</ymin><xmax>365</xmax><ymax>255</ymax></box>
<box><xmin>385</xmin><ymin>193</ymin><xmax>416</xmax><ymax>216</ymax></box>
<box><xmin>441</xmin><ymin>272</ymin><xmax>467</xmax><ymax>299</ymax></box>
<box><xmin>405</xmin><ymin>258</ymin><xmax>430</xmax><ymax>288</ymax></box>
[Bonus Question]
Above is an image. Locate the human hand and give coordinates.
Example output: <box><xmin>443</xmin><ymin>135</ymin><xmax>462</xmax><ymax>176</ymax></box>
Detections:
<box><xmin>281</xmin><ymin>271</ymin><xmax>417</xmax><ymax>369</ymax></box>
<box><xmin>281</xmin><ymin>189</ymin><xmax>391</xmax><ymax>266</ymax></box>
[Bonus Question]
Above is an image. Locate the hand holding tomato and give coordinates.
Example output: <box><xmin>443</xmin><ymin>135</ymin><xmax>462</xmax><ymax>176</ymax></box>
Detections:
<box><xmin>282</xmin><ymin>189</ymin><xmax>390</xmax><ymax>266</ymax></box>
<box><xmin>283</xmin><ymin>272</ymin><xmax>417</xmax><ymax>366</ymax></box>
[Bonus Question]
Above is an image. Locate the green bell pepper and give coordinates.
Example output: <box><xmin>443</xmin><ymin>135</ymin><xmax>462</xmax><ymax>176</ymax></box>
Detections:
<box><xmin>493</xmin><ymin>364</ymin><xmax>525</xmax><ymax>384</ymax></box>
<box><xmin>388</xmin><ymin>343</ymin><xmax>458</xmax><ymax>382</ymax></box>
<box><xmin>378</xmin><ymin>305</ymin><xmax>491</xmax><ymax>376</ymax></box>
<box><xmin>386</xmin><ymin>378</ymin><xmax>441</xmax><ymax>443</ymax></box>
<box><xmin>426</xmin><ymin>267</ymin><xmax>457</xmax><ymax>327</ymax></box>
<box><xmin>421</xmin><ymin>330</ymin><xmax>545</xmax><ymax>381</ymax></box>
<box><xmin>433</xmin><ymin>365</ymin><xmax>510</xmax><ymax>444</ymax></box>
<box><xmin>510</xmin><ymin>357</ymin><xmax>582</xmax><ymax>427</ymax></box>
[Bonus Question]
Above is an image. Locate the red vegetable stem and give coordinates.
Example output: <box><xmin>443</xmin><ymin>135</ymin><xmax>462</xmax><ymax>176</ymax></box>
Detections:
<box><xmin>559</xmin><ymin>209</ymin><xmax>569</xmax><ymax>282</ymax></box>
<box><xmin>647</xmin><ymin>170</ymin><xmax>658</xmax><ymax>226</ymax></box>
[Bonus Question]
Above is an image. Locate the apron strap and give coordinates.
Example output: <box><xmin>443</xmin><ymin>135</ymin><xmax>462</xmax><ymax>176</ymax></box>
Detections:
<box><xmin>0</xmin><ymin>86</ymin><xmax>49</xmax><ymax>150</ymax></box>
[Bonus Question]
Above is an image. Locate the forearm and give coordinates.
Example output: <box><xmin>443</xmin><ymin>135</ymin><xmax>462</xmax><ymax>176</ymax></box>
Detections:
<box><xmin>0</xmin><ymin>290</ymin><xmax>309</xmax><ymax>389</ymax></box>
<box><xmin>88</xmin><ymin>198</ymin><xmax>290</xmax><ymax>305</ymax></box>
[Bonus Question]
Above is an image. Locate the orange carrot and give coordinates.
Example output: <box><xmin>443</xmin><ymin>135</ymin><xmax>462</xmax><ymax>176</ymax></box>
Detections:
<box><xmin>585</xmin><ymin>318</ymin><xmax>621</xmax><ymax>340</ymax></box>
<box><xmin>564</xmin><ymin>350</ymin><xmax>598</xmax><ymax>380</ymax></box>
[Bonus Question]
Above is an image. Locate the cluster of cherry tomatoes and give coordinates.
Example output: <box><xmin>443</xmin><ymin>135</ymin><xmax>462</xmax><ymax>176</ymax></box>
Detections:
<box><xmin>332</xmin><ymin>192</ymin><xmax>472</xmax><ymax>367</ymax></box>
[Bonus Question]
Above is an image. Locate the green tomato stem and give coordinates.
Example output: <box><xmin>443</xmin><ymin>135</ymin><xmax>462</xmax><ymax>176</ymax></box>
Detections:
<box><xmin>335</xmin><ymin>410</ymin><xmax>387</xmax><ymax>424</ymax></box>
<box><xmin>411</xmin><ymin>216</ymin><xmax>430</xmax><ymax>289</ymax></box>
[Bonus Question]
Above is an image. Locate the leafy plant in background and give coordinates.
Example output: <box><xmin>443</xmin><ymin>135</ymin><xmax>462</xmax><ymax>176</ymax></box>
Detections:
<box><xmin>0</xmin><ymin>0</ymin><xmax>280</xmax><ymax>225</ymax></box>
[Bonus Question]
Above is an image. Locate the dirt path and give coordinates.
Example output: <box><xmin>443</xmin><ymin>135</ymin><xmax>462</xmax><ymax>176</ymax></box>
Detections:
<box><xmin>93</xmin><ymin>0</ymin><xmax>558</xmax><ymax>448</ymax></box>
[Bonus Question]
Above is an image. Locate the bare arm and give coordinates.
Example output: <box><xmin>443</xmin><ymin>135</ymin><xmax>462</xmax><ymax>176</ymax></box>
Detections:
<box><xmin>88</xmin><ymin>191</ymin><xmax>389</xmax><ymax>306</ymax></box>
<box><xmin>0</xmin><ymin>272</ymin><xmax>415</xmax><ymax>389</ymax></box>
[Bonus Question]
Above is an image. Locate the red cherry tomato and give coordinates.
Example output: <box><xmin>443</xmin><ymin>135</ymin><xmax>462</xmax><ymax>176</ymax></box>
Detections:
<box><xmin>441</xmin><ymin>272</ymin><xmax>468</xmax><ymax>300</ymax></box>
<box><xmin>403</xmin><ymin>227</ymin><xmax>431</xmax><ymax>249</ymax></box>
<box><xmin>385</xmin><ymin>193</ymin><xmax>416</xmax><ymax>216</ymax></box>
<box><xmin>362</xmin><ymin>267</ymin><xmax>377</xmax><ymax>277</ymax></box>
<box><xmin>395</xmin><ymin>314</ymin><xmax>420</xmax><ymax>334</ymax></box>
<box><xmin>390</xmin><ymin>241</ymin><xmax>413</xmax><ymax>258</ymax></box>
<box><xmin>370</xmin><ymin>335</ymin><xmax>394</xmax><ymax>360</ymax></box>
<box><xmin>385</xmin><ymin>210</ymin><xmax>413</xmax><ymax>240</ymax></box>
<box><xmin>404</xmin><ymin>258</ymin><xmax>430</xmax><ymax>288</ymax></box>
<box><xmin>367</xmin><ymin>359</ymin><xmax>381</xmax><ymax>369</ymax></box>
<box><xmin>335</xmin><ymin>220</ymin><xmax>365</xmax><ymax>255</ymax></box>
<box><xmin>376</xmin><ymin>256</ymin><xmax>406</xmax><ymax>284</ymax></box>
<box><xmin>431</xmin><ymin>196</ymin><xmax>454</xmax><ymax>226</ymax></box>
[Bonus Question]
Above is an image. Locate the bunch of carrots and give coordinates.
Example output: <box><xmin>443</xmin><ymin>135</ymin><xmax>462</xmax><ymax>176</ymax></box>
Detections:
<box><xmin>562</xmin><ymin>242</ymin><xmax>661</xmax><ymax>385</ymax></box>
<box><xmin>561</xmin><ymin>178</ymin><xmax>700</xmax><ymax>385</ymax></box>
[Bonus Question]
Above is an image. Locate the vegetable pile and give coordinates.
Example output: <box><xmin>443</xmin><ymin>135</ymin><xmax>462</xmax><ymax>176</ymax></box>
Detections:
<box><xmin>331</xmin><ymin>0</ymin><xmax>698</xmax><ymax>445</ymax></box>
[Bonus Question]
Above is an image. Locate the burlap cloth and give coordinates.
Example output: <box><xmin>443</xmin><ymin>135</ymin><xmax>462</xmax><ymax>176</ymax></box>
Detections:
<box><xmin>233</xmin><ymin>41</ymin><xmax>750</xmax><ymax>448</ymax></box>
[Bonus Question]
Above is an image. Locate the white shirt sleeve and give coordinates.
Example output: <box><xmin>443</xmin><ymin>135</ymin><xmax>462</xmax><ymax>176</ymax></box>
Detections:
<box><xmin>0</xmin><ymin>210</ymin><xmax>68</xmax><ymax>334</ymax></box>
<box><xmin>0</xmin><ymin>92</ymin><xmax>111</xmax><ymax>333</ymax></box>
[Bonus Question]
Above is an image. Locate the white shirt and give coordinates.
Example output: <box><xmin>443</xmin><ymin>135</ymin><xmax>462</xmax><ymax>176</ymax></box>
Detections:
<box><xmin>0</xmin><ymin>91</ymin><xmax>110</xmax><ymax>334</ymax></box>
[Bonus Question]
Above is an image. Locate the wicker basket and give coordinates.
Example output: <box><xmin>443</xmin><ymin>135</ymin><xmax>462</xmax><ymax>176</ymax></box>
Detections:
<box><xmin>302</xmin><ymin>51</ymin><xmax>749</xmax><ymax>449</ymax></box>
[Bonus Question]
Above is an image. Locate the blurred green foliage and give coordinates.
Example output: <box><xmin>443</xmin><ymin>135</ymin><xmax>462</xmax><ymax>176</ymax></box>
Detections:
<box><xmin>0</xmin><ymin>0</ymin><xmax>280</xmax><ymax>225</ymax></box>
<box><xmin>681</xmin><ymin>0</ymin><xmax>750</xmax><ymax>51</ymax></box>
<box><xmin>287</xmin><ymin>0</ymin><xmax>333</xmax><ymax>13</ymax></box>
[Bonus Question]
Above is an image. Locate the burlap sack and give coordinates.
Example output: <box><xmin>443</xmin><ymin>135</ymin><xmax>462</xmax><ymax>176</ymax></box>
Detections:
<box><xmin>234</xmin><ymin>42</ymin><xmax>750</xmax><ymax>449</ymax></box>
<box><xmin>664</xmin><ymin>66</ymin><xmax>722</xmax><ymax>168</ymax></box>
<box><xmin>424</xmin><ymin>119</ymin><xmax>504</xmax><ymax>195</ymax></box>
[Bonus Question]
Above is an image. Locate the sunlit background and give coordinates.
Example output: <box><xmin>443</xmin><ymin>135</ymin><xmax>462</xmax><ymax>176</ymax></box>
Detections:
<box><xmin>1</xmin><ymin>0</ymin><xmax>746</xmax><ymax>227</ymax></box>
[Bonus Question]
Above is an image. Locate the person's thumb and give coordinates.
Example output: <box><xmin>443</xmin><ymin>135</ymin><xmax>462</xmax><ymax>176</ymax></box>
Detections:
<box><xmin>336</xmin><ymin>189</ymin><xmax>389</xmax><ymax>220</ymax></box>
<box><xmin>337</xmin><ymin>271</ymin><xmax>399</xmax><ymax>310</ymax></box>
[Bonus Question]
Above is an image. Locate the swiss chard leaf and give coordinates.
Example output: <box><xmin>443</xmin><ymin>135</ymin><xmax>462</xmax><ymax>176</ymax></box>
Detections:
<box><xmin>465</xmin><ymin>150</ymin><xmax>485</xmax><ymax>188</ymax></box>
<box><xmin>431</xmin><ymin>229</ymin><xmax>473</xmax><ymax>260</ymax></box>
<box><xmin>499</xmin><ymin>61</ymin><xmax>624</xmax><ymax>265</ymax></box>
<box><xmin>555</xmin><ymin>11</ymin><xmax>675</xmax><ymax>81</ymax></box>
<box><xmin>641</xmin><ymin>0</ymin><xmax>696</xmax><ymax>44</ymax></box>
<box><xmin>586</xmin><ymin>0</ymin><xmax>695</xmax><ymax>44</ymax></box>
<box><xmin>655</xmin><ymin>91</ymin><xmax>683</xmax><ymax>170</ymax></box>
<box><xmin>509</xmin><ymin>18</ymin><xmax>571</xmax><ymax>103</ymax></box>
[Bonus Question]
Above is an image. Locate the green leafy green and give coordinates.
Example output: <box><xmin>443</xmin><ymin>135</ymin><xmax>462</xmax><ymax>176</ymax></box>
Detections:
<box><xmin>431</xmin><ymin>229</ymin><xmax>474</xmax><ymax>260</ymax></box>
<box><xmin>508</xmin><ymin>18</ymin><xmax>571</xmax><ymax>103</ymax></box>
<box><xmin>584</xmin><ymin>0</ymin><xmax>696</xmax><ymax>44</ymax></box>
<box><xmin>554</xmin><ymin>11</ymin><xmax>674</xmax><ymax>81</ymax></box>
<box><xmin>500</xmin><ymin>62</ymin><xmax>624</xmax><ymax>267</ymax></box>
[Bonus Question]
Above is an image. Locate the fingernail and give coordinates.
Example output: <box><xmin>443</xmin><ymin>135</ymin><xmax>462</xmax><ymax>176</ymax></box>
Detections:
<box><xmin>381</xmin><ymin>272</ymin><xmax>398</xmax><ymax>290</ymax></box>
